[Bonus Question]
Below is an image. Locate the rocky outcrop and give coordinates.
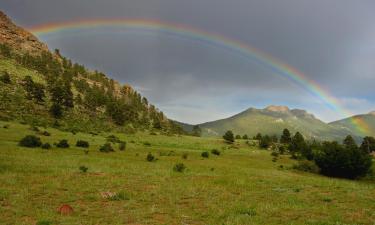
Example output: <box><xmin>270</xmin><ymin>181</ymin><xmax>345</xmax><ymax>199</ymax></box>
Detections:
<box><xmin>0</xmin><ymin>11</ymin><xmax>48</xmax><ymax>54</ymax></box>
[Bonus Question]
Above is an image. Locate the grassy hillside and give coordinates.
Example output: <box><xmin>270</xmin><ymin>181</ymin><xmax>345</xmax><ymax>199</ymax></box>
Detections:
<box><xmin>199</xmin><ymin>107</ymin><xmax>354</xmax><ymax>140</ymax></box>
<box><xmin>0</xmin><ymin>121</ymin><xmax>374</xmax><ymax>225</ymax></box>
<box><xmin>330</xmin><ymin>113</ymin><xmax>375</xmax><ymax>137</ymax></box>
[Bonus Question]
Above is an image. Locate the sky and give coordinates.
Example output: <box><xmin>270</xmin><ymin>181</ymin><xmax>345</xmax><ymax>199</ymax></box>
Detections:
<box><xmin>1</xmin><ymin>0</ymin><xmax>374</xmax><ymax>124</ymax></box>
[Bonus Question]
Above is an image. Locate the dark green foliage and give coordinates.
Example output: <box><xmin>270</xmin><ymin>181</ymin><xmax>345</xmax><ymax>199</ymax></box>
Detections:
<box><xmin>360</xmin><ymin>136</ymin><xmax>375</xmax><ymax>153</ymax></box>
<box><xmin>235</xmin><ymin>134</ymin><xmax>242</xmax><ymax>139</ymax></box>
<box><xmin>343</xmin><ymin>135</ymin><xmax>357</xmax><ymax>149</ymax></box>
<box><xmin>280</xmin><ymin>128</ymin><xmax>292</xmax><ymax>144</ymax></box>
<box><xmin>41</xmin><ymin>143</ymin><xmax>51</xmax><ymax>149</ymax></box>
<box><xmin>211</xmin><ymin>149</ymin><xmax>221</xmax><ymax>156</ymax></box>
<box><xmin>49</xmin><ymin>103</ymin><xmax>63</xmax><ymax>118</ymax></box>
<box><xmin>79</xmin><ymin>166</ymin><xmax>88</xmax><ymax>173</ymax></box>
<box><xmin>293</xmin><ymin>160</ymin><xmax>320</xmax><ymax>173</ymax></box>
<box><xmin>242</xmin><ymin>134</ymin><xmax>249</xmax><ymax>139</ymax></box>
<box><xmin>255</xmin><ymin>133</ymin><xmax>262</xmax><ymax>140</ymax></box>
<box><xmin>289</xmin><ymin>132</ymin><xmax>313</xmax><ymax>160</ymax></box>
<box><xmin>19</xmin><ymin>135</ymin><xmax>42</xmax><ymax>148</ymax></box>
<box><xmin>201</xmin><ymin>151</ymin><xmax>209</xmax><ymax>158</ymax></box>
<box><xmin>119</xmin><ymin>142</ymin><xmax>126</xmax><ymax>151</ymax></box>
<box><xmin>173</xmin><ymin>163</ymin><xmax>186</xmax><ymax>172</ymax></box>
<box><xmin>143</xmin><ymin>141</ymin><xmax>151</xmax><ymax>146</ymax></box>
<box><xmin>76</xmin><ymin>140</ymin><xmax>89</xmax><ymax>148</ymax></box>
<box><xmin>56</xmin><ymin>139</ymin><xmax>69</xmax><ymax>148</ymax></box>
<box><xmin>192</xmin><ymin>125</ymin><xmax>202</xmax><ymax>137</ymax></box>
<box><xmin>223</xmin><ymin>130</ymin><xmax>235</xmax><ymax>143</ymax></box>
<box><xmin>259</xmin><ymin>135</ymin><xmax>272</xmax><ymax>149</ymax></box>
<box><xmin>106</xmin><ymin>135</ymin><xmax>121</xmax><ymax>143</ymax></box>
<box><xmin>146</xmin><ymin>152</ymin><xmax>156</xmax><ymax>162</ymax></box>
<box><xmin>22</xmin><ymin>76</ymin><xmax>45</xmax><ymax>103</ymax></box>
<box><xmin>106</xmin><ymin>100</ymin><xmax>126</xmax><ymax>125</ymax></box>
<box><xmin>182</xmin><ymin>153</ymin><xmax>188</xmax><ymax>159</ymax></box>
<box><xmin>99</xmin><ymin>143</ymin><xmax>114</xmax><ymax>153</ymax></box>
<box><xmin>0</xmin><ymin>71</ymin><xmax>11</xmax><ymax>84</ymax></box>
<box><xmin>314</xmin><ymin>141</ymin><xmax>372</xmax><ymax>179</ymax></box>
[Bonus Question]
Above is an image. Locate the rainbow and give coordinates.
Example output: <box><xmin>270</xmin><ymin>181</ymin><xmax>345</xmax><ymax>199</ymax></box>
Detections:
<box><xmin>28</xmin><ymin>19</ymin><xmax>370</xmax><ymax>135</ymax></box>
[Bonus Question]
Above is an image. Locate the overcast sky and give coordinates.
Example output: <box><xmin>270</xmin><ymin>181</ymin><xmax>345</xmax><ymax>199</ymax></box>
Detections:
<box><xmin>1</xmin><ymin>0</ymin><xmax>374</xmax><ymax>124</ymax></box>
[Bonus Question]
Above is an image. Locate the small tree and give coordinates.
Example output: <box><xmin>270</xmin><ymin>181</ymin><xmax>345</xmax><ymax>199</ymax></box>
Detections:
<box><xmin>255</xmin><ymin>133</ymin><xmax>262</xmax><ymax>140</ymax></box>
<box><xmin>223</xmin><ymin>130</ymin><xmax>235</xmax><ymax>143</ymax></box>
<box><xmin>280</xmin><ymin>128</ymin><xmax>292</xmax><ymax>144</ymax></box>
<box><xmin>360</xmin><ymin>136</ymin><xmax>375</xmax><ymax>153</ymax></box>
<box><xmin>50</xmin><ymin>103</ymin><xmax>63</xmax><ymax>118</ymax></box>
<box><xmin>192</xmin><ymin>125</ymin><xmax>202</xmax><ymax>137</ymax></box>
<box><xmin>235</xmin><ymin>134</ymin><xmax>242</xmax><ymax>139</ymax></box>
<box><xmin>242</xmin><ymin>134</ymin><xmax>248</xmax><ymax>140</ymax></box>
<box><xmin>343</xmin><ymin>135</ymin><xmax>357</xmax><ymax>149</ymax></box>
<box><xmin>289</xmin><ymin>132</ymin><xmax>310</xmax><ymax>159</ymax></box>
<box><xmin>259</xmin><ymin>135</ymin><xmax>272</xmax><ymax>149</ymax></box>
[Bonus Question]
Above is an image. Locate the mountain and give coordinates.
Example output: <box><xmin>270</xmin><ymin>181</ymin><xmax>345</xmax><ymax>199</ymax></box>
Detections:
<box><xmin>0</xmin><ymin>11</ymin><xmax>183</xmax><ymax>134</ymax></box>
<box><xmin>198</xmin><ymin>105</ymin><xmax>356</xmax><ymax>140</ymax></box>
<box><xmin>329</xmin><ymin>112</ymin><xmax>375</xmax><ymax>137</ymax></box>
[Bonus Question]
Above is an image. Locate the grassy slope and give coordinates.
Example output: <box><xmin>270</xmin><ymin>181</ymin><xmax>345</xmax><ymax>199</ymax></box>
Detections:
<box><xmin>200</xmin><ymin>109</ymin><xmax>352</xmax><ymax>141</ymax></box>
<box><xmin>0</xmin><ymin>122</ymin><xmax>374</xmax><ymax>225</ymax></box>
<box><xmin>330</xmin><ymin>114</ymin><xmax>375</xmax><ymax>137</ymax></box>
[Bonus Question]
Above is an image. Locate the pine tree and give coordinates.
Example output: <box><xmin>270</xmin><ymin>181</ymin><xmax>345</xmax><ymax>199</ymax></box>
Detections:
<box><xmin>223</xmin><ymin>130</ymin><xmax>235</xmax><ymax>143</ymax></box>
<box><xmin>280</xmin><ymin>128</ymin><xmax>292</xmax><ymax>144</ymax></box>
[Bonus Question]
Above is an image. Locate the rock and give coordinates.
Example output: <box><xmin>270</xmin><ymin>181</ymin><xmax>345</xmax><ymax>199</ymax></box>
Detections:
<box><xmin>57</xmin><ymin>204</ymin><xmax>74</xmax><ymax>215</ymax></box>
<box><xmin>0</xmin><ymin>10</ymin><xmax>48</xmax><ymax>54</ymax></box>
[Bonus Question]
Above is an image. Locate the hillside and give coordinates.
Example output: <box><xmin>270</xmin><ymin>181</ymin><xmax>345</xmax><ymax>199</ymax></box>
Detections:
<box><xmin>330</xmin><ymin>112</ymin><xmax>375</xmax><ymax>137</ymax></box>
<box><xmin>0</xmin><ymin>11</ymin><xmax>183</xmax><ymax>134</ymax></box>
<box><xmin>198</xmin><ymin>105</ymin><xmax>355</xmax><ymax>140</ymax></box>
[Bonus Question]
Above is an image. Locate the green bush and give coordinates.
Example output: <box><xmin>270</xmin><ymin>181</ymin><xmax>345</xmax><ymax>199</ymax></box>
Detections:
<box><xmin>143</xmin><ymin>141</ymin><xmax>151</xmax><ymax>146</ymax></box>
<box><xmin>76</xmin><ymin>140</ymin><xmax>89</xmax><ymax>148</ymax></box>
<box><xmin>201</xmin><ymin>151</ymin><xmax>209</xmax><ymax>158</ymax></box>
<box><xmin>223</xmin><ymin>130</ymin><xmax>235</xmax><ymax>143</ymax></box>
<box><xmin>19</xmin><ymin>135</ymin><xmax>42</xmax><ymax>148</ymax></box>
<box><xmin>56</xmin><ymin>139</ymin><xmax>69</xmax><ymax>148</ymax></box>
<box><xmin>146</xmin><ymin>153</ymin><xmax>155</xmax><ymax>162</ymax></box>
<box><xmin>36</xmin><ymin>220</ymin><xmax>52</xmax><ymax>225</ymax></box>
<box><xmin>41</xmin><ymin>143</ymin><xmax>51</xmax><ymax>149</ymax></box>
<box><xmin>173</xmin><ymin>163</ymin><xmax>186</xmax><ymax>172</ymax></box>
<box><xmin>293</xmin><ymin>160</ymin><xmax>320</xmax><ymax>173</ymax></box>
<box><xmin>211</xmin><ymin>149</ymin><xmax>221</xmax><ymax>156</ymax></box>
<box><xmin>79</xmin><ymin>166</ymin><xmax>88</xmax><ymax>173</ymax></box>
<box><xmin>182</xmin><ymin>153</ymin><xmax>188</xmax><ymax>159</ymax></box>
<box><xmin>314</xmin><ymin>141</ymin><xmax>372</xmax><ymax>179</ymax></box>
<box><xmin>99</xmin><ymin>143</ymin><xmax>114</xmax><ymax>153</ymax></box>
<box><xmin>119</xmin><ymin>142</ymin><xmax>126</xmax><ymax>151</ymax></box>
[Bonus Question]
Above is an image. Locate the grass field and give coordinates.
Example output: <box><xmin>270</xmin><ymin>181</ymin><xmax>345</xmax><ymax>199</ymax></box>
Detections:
<box><xmin>0</xmin><ymin>122</ymin><xmax>374</xmax><ymax>225</ymax></box>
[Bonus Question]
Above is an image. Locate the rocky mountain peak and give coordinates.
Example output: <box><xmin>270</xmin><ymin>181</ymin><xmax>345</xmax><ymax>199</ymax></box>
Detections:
<box><xmin>0</xmin><ymin>10</ymin><xmax>48</xmax><ymax>54</ymax></box>
<box><xmin>264</xmin><ymin>105</ymin><xmax>290</xmax><ymax>112</ymax></box>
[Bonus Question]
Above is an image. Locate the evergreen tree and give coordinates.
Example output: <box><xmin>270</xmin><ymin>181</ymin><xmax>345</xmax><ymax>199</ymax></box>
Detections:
<box><xmin>242</xmin><ymin>134</ymin><xmax>249</xmax><ymax>140</ymax></box>
<box><xmin>259</xmin><ymin>135</ymin><xmax>272</xmax><ymax>149</ymax></box>
<box><xmin>360</xmin><ymin>136</ymin><xmax>375</xmax><ymax>153</ymax></box>
<box><xmin>280</xmin><ymin>128</ymin><xmax>292</xmax><ymax>144</ymax></box>
<box><xmin>343</xmin><ymin>135</ymin><xmax>357</xmax><ymax>149</ymax></box>
<box><xmin>223</xmin><ymin>130</ymin><xmax>235</xmax><ymax>143</ymax></box>
<box><xmin>255</xmin><ymin>133</ymin><xmax>262</xmax><ymax>140</ymax></box>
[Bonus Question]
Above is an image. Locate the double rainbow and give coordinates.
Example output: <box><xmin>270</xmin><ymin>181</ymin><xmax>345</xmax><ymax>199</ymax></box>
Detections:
<box><xmin>28</xmin><ymin>18</ymin><xmax>370</xmax><ymax>135</ymax></box>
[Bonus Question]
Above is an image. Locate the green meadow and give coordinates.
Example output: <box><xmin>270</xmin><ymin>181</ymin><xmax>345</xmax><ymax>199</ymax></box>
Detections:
<box><xmin>0</xmin><ymin>122</ymin><xmax>374</xmax><ymax>225</ymax></box>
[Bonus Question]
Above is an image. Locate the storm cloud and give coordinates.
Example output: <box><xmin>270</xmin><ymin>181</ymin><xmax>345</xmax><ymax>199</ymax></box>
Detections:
<box><xmin>1</xmin><ymin>0</ymin><xmax>374</xmax><ymax>123</ymax></box>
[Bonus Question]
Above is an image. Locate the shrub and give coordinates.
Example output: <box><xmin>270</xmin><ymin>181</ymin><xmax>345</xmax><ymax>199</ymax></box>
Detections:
<box><xmin>143</xmin><ymin>141</ymin><xmax>151</xmax><ymax>146</ymax></box>
<box><xmin>223</xmin><ymin>130</ymin><xmax>235</xmax><ymax>143</ymax></box>
<box><xmin>41</xmin><ymin>143</ymin><xmax>51</xmax><ymax>149</ymax></box>
<box><xmin>293</xmin><ymin>160</ymin><xmax>320</xmax><ymax>173</ymax></box>
<box><xmin>271</xmin><ymin>151</ymin><xmax>279</xmax><ymax>157</ymax></box>
<box><xmin>119</xmin><ymin>142</ymin><xmax>126</xmax><ymax>151</ymax></box>
<box><xmin>19</xmin><ymin>135</ymin><xmax>42</xmax><ymax>148</ymax></box>
<box><xmin>3</xmin><ymin>124</ymin><xmax>9</xmax><ymax>129</ymax></box>
<box><xmin>0</xmin><ymin>71</ymin><xmax>11</xmax><ymax>84</ymax></box>
<box><xmin>79</xmin><ymin>166</ymin><xmax>88</xmax><ymax>173</ymax></box>
<box><xmin>211</xmin><ymin>149</ymin><xmax>221</xmax><ymax>156</ymax></box>
<box><xmin>56</xmin><ymin>139</ymin><xmax>69</xmax><ymax>148</ymax></box>
<box><xmin>314</xmin><ymin>141</ymin><xmax>372</xmax><ymax>179</ymax></box>
<box><xmin>173</xmin><ymin>163</ymin><xmax>186</xmax><ymax>172</ymax></box>
<box><xmin>182</xmin><ymin>153</ymin><xmax>188</xmax><ymax>159</ymax></box>
<box><xmin>146</xmin><ymin>153</ymin><xmax>155</xmax><ymax>162</ymax></box>
<box><xmin>235</xmin><ymin>134</ymin><xmax>242</xmax><ymax>139</ymax></box>
<box><xmin>106</xmin><ymin>135</ymin><xmax>121</xmax><ymax>143</ymax></box>
<box><xmin>201</xmin><ymin>151</ymin><xmax>209</xmax><ymax>158</ymax></box>
<box><xmin>99</xmin><ymin>143</ymin><xmax>114</xmax><ymax>153</ymax></box>
<box><xmin>259</xmin><ymin>135</ymin><xmax>272</xmax><ymax>149</ymax></box>
<box><xmin>76</xmin><ymin>140</ymin><xmax>89</xmax><ymax>148</ymax></box>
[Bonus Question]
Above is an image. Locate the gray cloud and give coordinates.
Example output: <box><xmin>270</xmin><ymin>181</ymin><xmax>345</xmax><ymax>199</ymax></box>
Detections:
<box><xmin>1</xmin><ymin>0</ymin><xmax>374</xmax><ymax>123</ymax></box>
